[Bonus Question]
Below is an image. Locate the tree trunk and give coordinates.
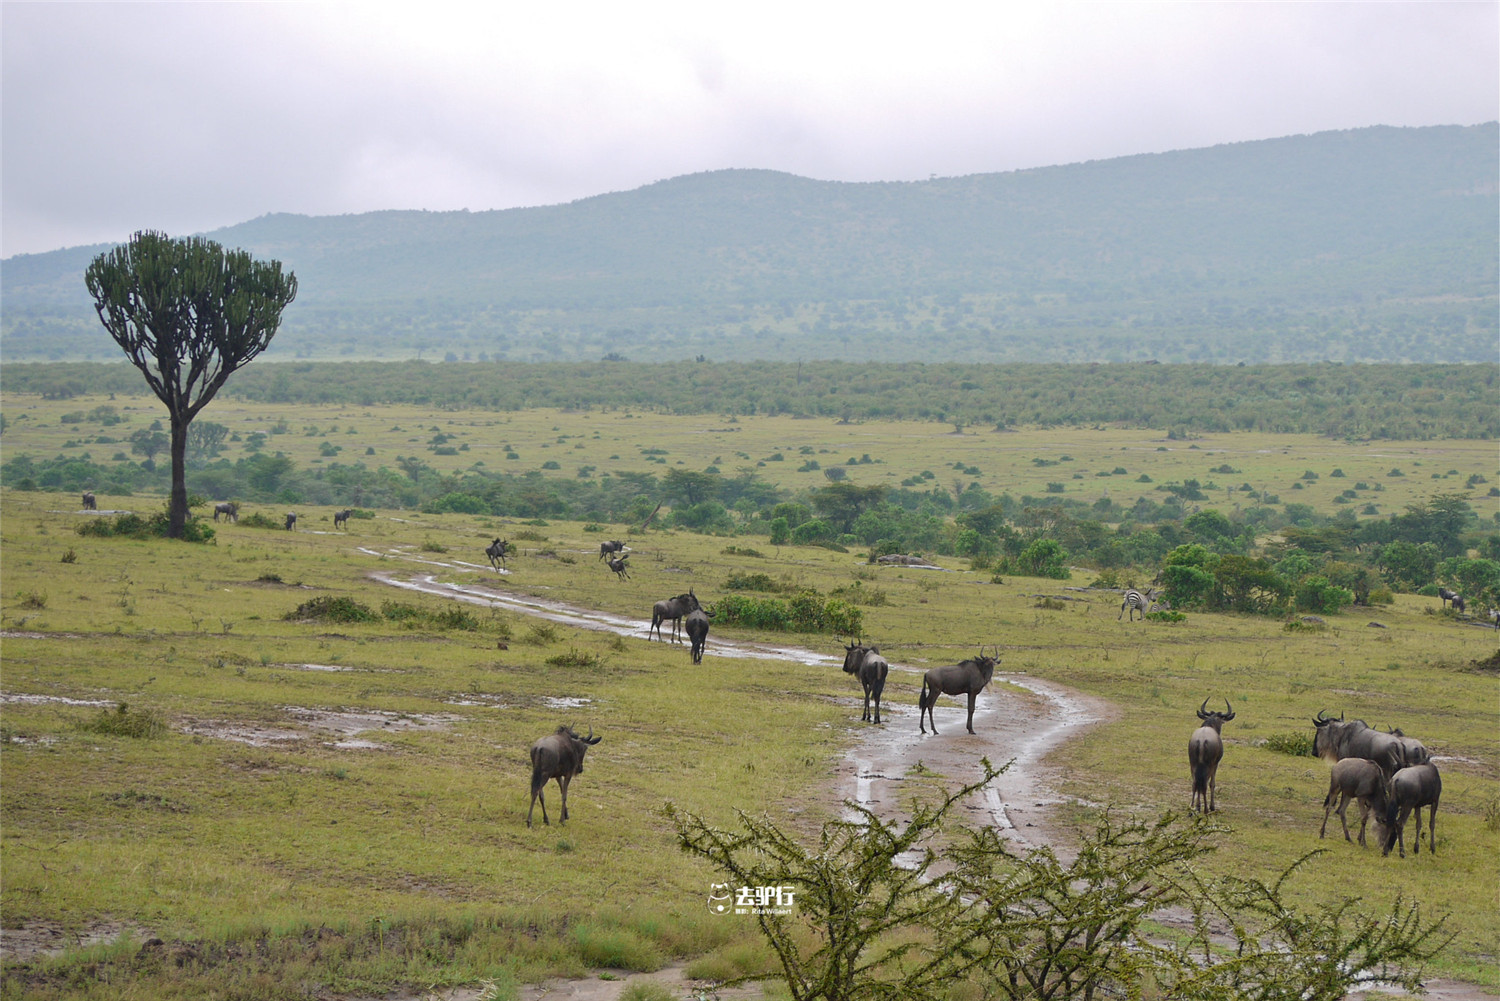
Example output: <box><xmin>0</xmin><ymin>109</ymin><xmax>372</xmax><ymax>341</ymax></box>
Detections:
<box><xmin>169</xmin><ymin>416</ymin><xmax>190</xmax><ymax>538</ymax></box>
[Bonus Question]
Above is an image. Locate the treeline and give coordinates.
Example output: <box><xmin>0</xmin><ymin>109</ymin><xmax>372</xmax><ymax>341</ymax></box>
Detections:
<box><xmin>8</xmin><ymin>447</ymin><xmax>1495</xmax><ymax>610</ymax></box>
<box><xmin>4</xmin><ymin>360</ymin><xmax>1496</xmax><ymax>439</ymax></box>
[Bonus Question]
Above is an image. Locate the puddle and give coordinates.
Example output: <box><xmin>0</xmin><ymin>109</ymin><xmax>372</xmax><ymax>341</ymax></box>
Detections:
<box><xmin>1</xmin><ymin>692</ymin><xmax>117</xmax><ymax>707</ymax></box>
<box><xmin>177</xmin><ymin>707</ymin><xmax>459</xmax><ymax>748</ymax></box>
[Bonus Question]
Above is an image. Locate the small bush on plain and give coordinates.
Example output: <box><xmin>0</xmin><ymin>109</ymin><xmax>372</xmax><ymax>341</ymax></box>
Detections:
<box><xmin>284</xmin><ymin>596</ymin><xmax>378</xmax><ymax>623</ymax></box>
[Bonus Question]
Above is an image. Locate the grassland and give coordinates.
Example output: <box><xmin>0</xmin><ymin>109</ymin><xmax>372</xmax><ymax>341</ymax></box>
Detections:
<box><xmin>1</xmin><ymin>397</ymin><xmax>1497</xmax><ymax>997</ymax></box>
<box><xmin>6</xmin><ymin>391</ymin><xmax>1498</xmax><ymax>517</ymax></box>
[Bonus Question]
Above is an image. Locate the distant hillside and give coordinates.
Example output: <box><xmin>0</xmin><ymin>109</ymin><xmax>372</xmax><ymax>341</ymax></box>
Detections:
<box><xmin>3</xmin><ymin>124</ymin><xmax>1495</xmax><ymax>364</ymax></box>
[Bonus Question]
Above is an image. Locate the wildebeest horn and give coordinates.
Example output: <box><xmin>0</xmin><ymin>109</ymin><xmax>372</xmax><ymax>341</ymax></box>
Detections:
<box><xmin>584</xmin><ymin>725</ymin><xmax>601</xmax><ymax>745</ymax></box>
<box><xmin>1222</xmin><ymin>699</ymin><xmax>1234</xmax><ymax>720</ymax></box>
<box><xmin>1198</xmin><ymin>696</ymin><xmax>1212</xmax><ymax>720</ymax></box>
<box><xmin>1314</xmin><ymin>708</ymin><xmax>1332</xmax><ymax>726</ymax></box>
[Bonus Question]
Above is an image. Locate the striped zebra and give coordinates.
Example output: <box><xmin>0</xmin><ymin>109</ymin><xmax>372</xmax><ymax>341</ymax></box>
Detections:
<box><xmin>1119</xmin><ymin>587</ymin><xmax>1158</xmax><ymax>622</ymax></box>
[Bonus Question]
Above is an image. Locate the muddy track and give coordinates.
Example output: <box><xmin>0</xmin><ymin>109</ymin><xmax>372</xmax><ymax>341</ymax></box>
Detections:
<box><xmin>371</xmin><ymin>565</ymin><xmax>1111</xmax><ymax>850</ymax></box>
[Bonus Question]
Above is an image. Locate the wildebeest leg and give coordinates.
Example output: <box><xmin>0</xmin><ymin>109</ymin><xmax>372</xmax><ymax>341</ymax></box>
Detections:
<box><xmin>872</xmin><ymin>681</ymin><xmax>882</xmax><ymax>725</ymax></box>
<box><xmin>1355</xmin><ymin>798</ymin><xmax>1371</xmax><ymax>846</ymax></box>
<box><xmin>966</xmin><ymin>691</ymin><xmax>977</xmax><ymax>734</ymax></box>
<box><xmin>1338</xmin><ymin>793</ymin><xmax>1356</xmax><ymax>842</ymax></box>
<box><xmin>528</xmin><ymin>783</ymin><xmax>549</xmax><ymax>827</ymax></box>
<box><xmin>1320</xmin><ymin>789</ymin><xmax>1340</xmax><ymax>839</ymax></box>
<box><xmin>557</xmin><ymin>774</ymin><xmax>571</xmax><ymax>823</ymax></box>
<box><xmin>1426</xmin><ymin>803</ymin><xmax>1436</xmax><ymax>854</ymax></box>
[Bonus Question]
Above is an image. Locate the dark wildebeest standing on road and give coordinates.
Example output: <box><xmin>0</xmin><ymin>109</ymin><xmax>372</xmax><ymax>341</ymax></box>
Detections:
<box><xmin>918</xmin><ymin>648</ymin><xmax>999</xmax><ymax>735</ymax></box>
<box><xmin>485</xmin><ymin>538</ymin><xmax>509</xmax><ymax>569</ymax></box>
<box><xmin>599</xmin><ymin>540</ymin><xmax>626</xmax><ymax>560</ymax></box>
<box><xmin>1382</xmin><ymin>763</ymin><xmax>1441</xmax><ymax>858</ymax></box>
<box><xmin>842</xmin><ymin>642</ymin><xmax>890</xmax><ymax>724</ymax></box>
<box><xmin>333</xmin><ymin>509</ymin><xmax>352</xmax><ymax>529</ymax></box>
<box><xmin>1188</xmin><ymin>697</ymin><xmax>1234</xmax><ymax>813</ymax></box>
<box><xmin>527</xmin><ymin>725</ymin><xmax>602</xmax><ymax>828</ymax></box>
<box><xmin>650</xmin><ymin>589</ymin><xmax>700</xmax><ymax>643</ymax></box>
<box><xmin>686</xmin><ymin>608</ymin><xmax>711</xmax><ymax>664</ymax></box>
<box><xmin>1437</xmin><ymin>587</ymin><xmax>1459</xmax><ymax>610</ymax></box>
<box><xmin>284</xmin><ymin>512</ymin><xmax>297</xmax><ymax>531</ymax></box>
<box><xmin>1320</xmin><ymin>757</ymin><xmax>1388</xmax><ymax>846</ymax></box>
<box><xmin>1451</xmin><ymin>595</ymin><xmax>1466</xmax><ymax>615</ymax></box>
<box><xmin>606</xmin><ymin>554</ymin><xmax>630</xmax><ymax>580</ymax></box>
<box><xmin>1312</xmin><ymin>711</ymin><xmax>1409</xmax><ymax>777</ymax></box>
<box><xmin>213</xmin><ymin>501</ymin><xmax>238</xmax><ymax>522</ymax></box>
<box><xmin>81</xmin><ymin>491</ymin><xmax>97</xmax><ymax>511</ymax></box>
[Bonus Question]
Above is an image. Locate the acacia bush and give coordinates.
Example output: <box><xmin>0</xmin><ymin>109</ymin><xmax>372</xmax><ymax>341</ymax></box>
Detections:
<box><xmin>673</xmin><ymin>762</ymin><xmax>1451</xmax><ymax>1001</ymax></box>
<box><xmin>283</xmin><ymin>596</ymin><xmax>378</xmax><ymax>623</ymax></box>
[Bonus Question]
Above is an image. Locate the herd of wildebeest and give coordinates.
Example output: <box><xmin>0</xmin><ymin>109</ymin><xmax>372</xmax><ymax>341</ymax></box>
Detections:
<box><xmin>78</xmin><ymin>493</ymin><xmax>1469</xmax><ymax>855</ymax></box>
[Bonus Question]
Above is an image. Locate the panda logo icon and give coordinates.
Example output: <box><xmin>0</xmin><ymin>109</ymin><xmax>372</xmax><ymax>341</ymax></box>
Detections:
<box><xmin>707</xmin><ymin>883</ymin><xmax>733</xmax><ymax>915</ymax></box>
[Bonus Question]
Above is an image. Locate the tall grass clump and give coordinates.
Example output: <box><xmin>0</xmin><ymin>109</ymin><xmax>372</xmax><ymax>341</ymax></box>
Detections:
<box><xmin>283</xmin><ymin>596</ymin><xmax>378</xmax><ymax>623</ymax></box>
<box><xmin>81</xmin><ymin>703</ymin><xmax>167</xmax><ymax>739</ymax></box>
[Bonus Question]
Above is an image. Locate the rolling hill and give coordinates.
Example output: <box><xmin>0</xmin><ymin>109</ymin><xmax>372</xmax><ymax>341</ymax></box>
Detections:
<box><xmin>3</xmin><ymin>123</ymin><xmax>1495</xmax><ymax>364</ymax></box>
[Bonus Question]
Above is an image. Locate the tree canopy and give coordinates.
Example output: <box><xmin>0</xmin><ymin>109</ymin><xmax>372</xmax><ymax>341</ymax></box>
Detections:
<box><xmin>85</xmin><ymin>231</ymin><xmax>296</xmax><ymax>535</ymax></box>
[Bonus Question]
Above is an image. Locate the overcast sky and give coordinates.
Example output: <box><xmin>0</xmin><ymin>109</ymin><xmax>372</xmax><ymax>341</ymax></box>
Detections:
<box><xmin>2</xmin><ymin>1</ymin><xmax>1495</xmax><ymax>258</ymax></box>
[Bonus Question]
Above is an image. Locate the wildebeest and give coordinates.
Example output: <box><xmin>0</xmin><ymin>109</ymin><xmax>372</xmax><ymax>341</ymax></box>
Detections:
<box><xmin>485</xmin><ymin>538</ymin><xmax>509</xmax><ymax>569</ymax></box>
<box><xmin>81</xmin><ymin>491</ymin><xmax>97</xmax><ymax>511</ymax></box>
<box><xmin>1319</xmin><ymin>757</ymin><xmax>1389</xmax><ymax>846</ymax></box>
<box><xmin>918</xmin><ymin>647</ymin><xmax>999</xmax><ymax>735</ymax></box>
<box><xmin>650</xmin><ymin>589</ymin><xmax>700</xmax><ymax>643</ymax></box>
<box><xmin>1437</xmin><ymin>586</ymin><xmax>1459</xmax><ymax>610</ymax></box>
<box><xmin>1118</xmin><ymin>587</ymin><xmax>1158</xmax><ymax>622</ymax></box>
<box><xmin>606</xmin><ymin>554</ymin><xmax>630</xmax><ymax>580</ymax></box>
<box><xmin>1312</xmin><ymin>711</ymin><xmax>1410</xmax><ymax>777</ymax></box>
<box><xmin>1382</xmin><ymin>763</ymin><xmax>1441</xmax><ymax>858</ymax></box>
<box><xmin>686</xmin><ymin>608</ymin><xmax>711</xmax><ymax>664</ymax></box>
<box><xmin>842</xmin><ymin>642</ymin><xmax>890</xmax><ymax>724</ymax></box>
<box><xmin>1188</xmin><ymin>697</ymin><xmax>1234</xmax><ymax>813</ymax></box>
<box><xmin>598</xmin><ymin>540</ymin><xmax>626</xmax><ymax>560</ymax></box>
<box><xmin>284</xmin><ymin>512</ymin><xmax>297</xmax><ymax>531</ymax></box>
<box><xmin>213</xmin><ymin>501</ymin><xmax>238</xmax><ymax>523</ymax></box>
<box><xmin>1384</xmin><ymin>727</ymin><xmax>1432</xmax><ymax>768</ymax></box>
<box><xmin>1451</xmin><ymin>595</ymin><xmax>1466</xmax><ymax>615</ymax></box>
<box><xmin>1489</xmin><ymin>607</ymin><xmax>1500</xmax><ymax>630</ymax></box>
<box><xmin>333</xmin><ymin>509</ymin><xmax>352</xmax><ymax>529</ymax></box>
<box><xmin>526</xmin><ymin>725</ymin><xmax>602</xmax><ymax>828</ymax></box>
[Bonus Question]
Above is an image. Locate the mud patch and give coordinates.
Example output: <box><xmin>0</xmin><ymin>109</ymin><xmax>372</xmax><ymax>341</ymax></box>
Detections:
<box><xmin>177</xmin><ymin>707</ymin><xmax>460</xmax><ymax>748</ymax></box>
<box><xmin>1</xmin><ymin>692</ymin><xmax>116</xmax><ymax>707</ymax></box>
<box><xmin>0</xmin><ymin>920</ymin><xmax>156</xmax><ymax>962</ymax></box>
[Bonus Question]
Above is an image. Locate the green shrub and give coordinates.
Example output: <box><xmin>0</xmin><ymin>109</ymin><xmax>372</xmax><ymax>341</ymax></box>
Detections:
<box><xmin>238</xmin><ymin>512</ymin><xmax>283</xmax><ymax>530</ymax></box>
<box><xmin>82</xmin><ymin>703</ymin><xmax>166</xmax><ymax>739</ymax></box>
<box><xmin>1143</xmin><ymin>609</ymin><xmax>1186</xmax><ymax>623</ymax></box>
<box><xmin>723</xmin><ymin>572</ymin><xmax>782</xmax><ymax>593</ymax></box>
<box><xmin>74</xmin><ymin>511</ymin><xmax>214</xmax><ymax>543</ymax></box>
<box><xmin>283</xmin><ymin>596</ymin><xmax>378</xmax><ymax>623</ymax></box>
<box><xmin>1264</xmin><ymin>732</ymin><xmax>1315</xmax><ymax>756</ymax></box>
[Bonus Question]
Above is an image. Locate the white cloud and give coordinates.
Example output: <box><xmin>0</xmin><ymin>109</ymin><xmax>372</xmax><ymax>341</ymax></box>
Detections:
<box><xmin>3</xmin><ymin>1</ymin><xmax>1494</xmax><ymax>256</ymax></box>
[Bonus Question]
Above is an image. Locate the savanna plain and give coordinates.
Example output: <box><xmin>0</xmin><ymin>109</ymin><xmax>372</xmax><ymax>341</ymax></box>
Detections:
<box><xmin>1</xmin><ymin>392</ymin><xmax>1497</xmax><ymax>999</ymax></box>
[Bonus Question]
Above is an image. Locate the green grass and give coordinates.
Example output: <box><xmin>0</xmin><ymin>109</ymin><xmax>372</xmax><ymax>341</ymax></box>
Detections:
<box><xmin>1</xmin><ymin>397</ymin><xmax>1496</xmax><ymax>996</ymax></box>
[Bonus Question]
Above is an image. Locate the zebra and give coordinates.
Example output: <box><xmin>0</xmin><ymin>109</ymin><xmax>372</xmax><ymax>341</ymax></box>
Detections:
<box><xmin>1119</xmin><ymin>587</ymin><xmax>1158</xmax><ymax>622</ymax></box>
